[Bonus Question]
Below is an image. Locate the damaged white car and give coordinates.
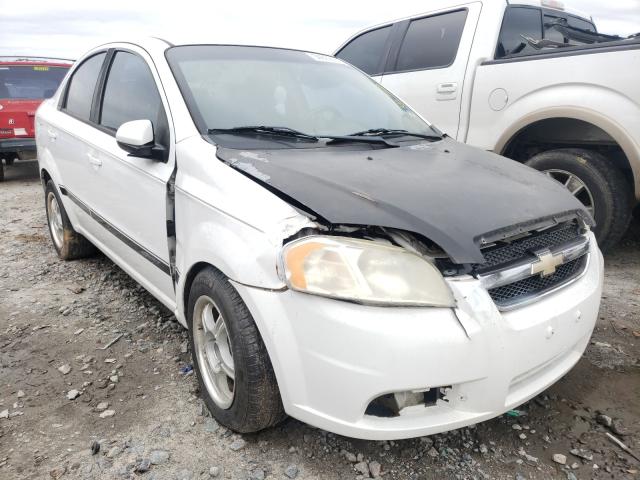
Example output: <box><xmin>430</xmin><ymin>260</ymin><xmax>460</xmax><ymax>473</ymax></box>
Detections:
<box><xmin>35</xmin><ymin>39</ymin><xmax>603</xmax><ymax>440</ymax></box>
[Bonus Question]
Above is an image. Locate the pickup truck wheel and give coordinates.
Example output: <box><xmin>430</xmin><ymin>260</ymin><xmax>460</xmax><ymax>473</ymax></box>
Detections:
<box><xmin>0</xmin><ymin>159</ymin><xmax>4</xmax><ymax>181</ymax></box>
<box><xmin>526</xmin><ymin>149</ymin><xmax>632</xmax><ymax>251</ymax></box>
<box><xmin>187</xmin><ymin>267</ymin><xmax>285</xmax><ymax>433</ymax></box>
<box><xmin>44</xmin><ymin>180</ymin><xmax>96</xmax><ymax>260</ymax></box>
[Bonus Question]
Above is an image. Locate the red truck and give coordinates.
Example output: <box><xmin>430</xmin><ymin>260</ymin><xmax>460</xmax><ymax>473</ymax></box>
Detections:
<box><xmin>0</xmin><ymin>57</ymin><xmax>72</xmax><ymax>181</ymax></box>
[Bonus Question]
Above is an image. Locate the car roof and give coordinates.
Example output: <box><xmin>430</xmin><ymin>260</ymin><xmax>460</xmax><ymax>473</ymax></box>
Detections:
<box><xmin>87</xmin><ymin>38</ymin><xmax>333</xmax><ymax>60</ymax></box>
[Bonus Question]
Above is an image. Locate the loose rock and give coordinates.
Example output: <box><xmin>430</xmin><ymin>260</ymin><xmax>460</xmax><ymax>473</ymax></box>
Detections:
<box><xmin>99</xmin><ymin>409</ymin><xmax>115</xmax><ymax>418</ymax></box>
<box><xmin>284</xmin><ymin>465</ymin><xmax>299</xmax><ymax>479</ymax></box>
<box><xmin>553</xmin><ymin>453</ymin><xmax>567</xmax><ymax>465</ymax></box>
<box><xmin>66</xmin><ymin>389</ymin><xmax>80</xmax><ymax>400</ymax></box>
<box><xmin>229</xmin><ymin>438</ymin><xmax>246</xmax><ymax>451</ymax></box>
<box><xmin>150</xmin><ymin>449</ymin><xmax>170</xmax><ymax>465</ymax></box>
<box><xmin>369</xmin><ymin>460</ymin><xmax>382</xmax><ymax>478</ymax></box>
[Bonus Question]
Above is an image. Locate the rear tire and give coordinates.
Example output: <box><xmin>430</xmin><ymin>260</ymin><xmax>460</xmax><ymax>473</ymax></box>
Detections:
<box><xmin>44</xmin><ymin>180</ymin><xmax>96</xmax><ymax>260</ymax></box>
<box><xmin>187</xmin><ymin>267</ymin><xmax>286</xmax><ymax>433</ymax></box>
<box><xmin>525</xmin><ymin>148</ymin><xmax>633</xmax><ymax>251</ymax></box>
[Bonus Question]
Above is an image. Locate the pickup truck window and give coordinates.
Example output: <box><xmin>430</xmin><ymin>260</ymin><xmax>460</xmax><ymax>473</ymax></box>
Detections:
<box><xmin>99</xmin><ymin>51</ymin><xmax>168</xmax><ymax>145</ymax></box>
<box><xmin>496</xmin><ymin>7</ymin><xmax>543</xmax><ymax>58</ymax></box>
<box><xmin>63</xmin><ymin>52</ymin><xmax>106</xmax><ymax>121</ymax></box>
<box><xmin>335</xmin><ymin>26</ymin><xmax>392</xmax><ymax>75</ymax></box>
<box><xmin>544</xmin><ymin>14</ymin><xmax>596</xmax><ymax>45</ymax></box>
<box><xmin>393</xmin><ymin>10</ymin><xmax>468</xmax><ymax>72</ymax></box>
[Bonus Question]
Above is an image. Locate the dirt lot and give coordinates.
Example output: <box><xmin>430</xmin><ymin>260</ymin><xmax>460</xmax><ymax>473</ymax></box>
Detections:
<box><xmin>1</xmin><ymin>160</ymin><xmax>639</xmax><ymax>480</ymax></box>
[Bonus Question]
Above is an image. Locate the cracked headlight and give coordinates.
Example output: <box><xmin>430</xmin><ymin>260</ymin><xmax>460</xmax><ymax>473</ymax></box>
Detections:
<box><xmin>281</xmin><ymin>236</ymin><xmax>455</xmax><ymax>307</ymax></box>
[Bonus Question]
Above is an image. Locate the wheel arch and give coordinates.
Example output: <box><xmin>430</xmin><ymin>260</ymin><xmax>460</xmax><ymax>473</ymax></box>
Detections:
<box><xmin>495</xmin><ymin>111</ymin><xmax>639</xmax><ymax>201</ymax></box>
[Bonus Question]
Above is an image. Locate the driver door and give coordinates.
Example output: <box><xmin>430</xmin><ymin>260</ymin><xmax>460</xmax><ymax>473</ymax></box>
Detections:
<box><xmin>80</xmin><ymin>48</ymin><xmax>175</xmax><ymax>307</ymax></box>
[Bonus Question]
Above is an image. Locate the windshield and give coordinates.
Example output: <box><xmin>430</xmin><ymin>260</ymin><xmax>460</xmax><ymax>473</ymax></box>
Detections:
<box><xmin>0</xmin><ymin>65</ymin><xmax>69</xmax><ymax>100</ymax></box>
<box><xmin>166</xmin><ymin>45</ymin><xmax>437</xmax><ymax>140</ymax></box>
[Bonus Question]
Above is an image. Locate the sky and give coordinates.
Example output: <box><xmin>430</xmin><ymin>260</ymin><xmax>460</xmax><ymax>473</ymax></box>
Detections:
<box><xmin>1</xmin><ymin>0</ymin><xmax>639</xmax><ymax>60</ymax></box>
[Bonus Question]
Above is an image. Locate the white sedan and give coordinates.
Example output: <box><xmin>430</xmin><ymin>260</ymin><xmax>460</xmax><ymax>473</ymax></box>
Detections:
<box><xmin>35</xmin><ymin>39</ymin><xmax>602</xmax><ymax>440</ymax></box>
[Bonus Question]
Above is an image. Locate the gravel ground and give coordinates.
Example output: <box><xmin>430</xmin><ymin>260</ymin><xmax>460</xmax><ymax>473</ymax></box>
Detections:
<box><xmin>1</xmin><ymin>160</ymin><xmax>639</xmax><ymax>480</ymax></box>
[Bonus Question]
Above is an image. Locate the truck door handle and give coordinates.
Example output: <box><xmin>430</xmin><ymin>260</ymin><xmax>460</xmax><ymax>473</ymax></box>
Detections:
<box><xmin>437</xmin><ymin>82</ymin><xmax>458</xmax><ymax>94</ymax></box>
<box><xmin>47</xmin><ymin>129</ymin><xmax>58</xmax><ymax>141</ymax></box>
<box><xmin>87</xmin><ymin>153</ymin><xmax>102</xmax><ymax>167</ymax></box>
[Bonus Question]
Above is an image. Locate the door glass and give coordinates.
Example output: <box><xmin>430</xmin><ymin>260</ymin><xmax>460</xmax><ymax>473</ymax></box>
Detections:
<box><xmin>100</xmin><ymin>51</ymin><xmax>168</xmax><ymax>145</ymax></box>
<box><xmin>496</xmin><ymin>7</ymin><xmax>543</xmax><ymax>58</ymax></box>
<box><xmin>64</xmin><ymin>52</ymin><xmax>106</xmax><ymax>121</ymax></box>
<box><xmin>393</xmin><ymin>10</ymin><xmax>468</xmax><ymax>72</ymax></box>
<box><xmin>335</xmin><ymin>26</ymin><xmax>392</xmax><ymax>75</ymax></box>
<box><xmin>544</xmin><ymin>14</ymin><xmax>597</xmax><ymax>45</ymax></box>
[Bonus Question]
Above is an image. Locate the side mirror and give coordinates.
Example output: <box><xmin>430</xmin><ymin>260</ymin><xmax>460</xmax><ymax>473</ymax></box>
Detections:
<box><xmin>116</xmin><ymin>119</ymin><xmax>164</xmax><ymax>160</ymax></box>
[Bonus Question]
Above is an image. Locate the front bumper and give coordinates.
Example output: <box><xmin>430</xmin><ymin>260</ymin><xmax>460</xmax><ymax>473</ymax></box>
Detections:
<box><xmin>0</xmin><ymin>137</ymin><xmax>36</xmax><ymax>153</ymax></box>
<box><xmin>233</xmin><ymin>235</ymin><xmax>603</xmax><ymax>440</ymax></box>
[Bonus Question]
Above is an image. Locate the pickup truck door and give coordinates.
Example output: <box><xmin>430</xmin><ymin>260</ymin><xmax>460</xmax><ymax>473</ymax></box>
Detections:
<box><xmin>62</xmin><ymin>49</ymin><xmax>176</xmax><ymax>307</ymax></box>
<box><xmin>378</xmin><ymin>4</ymin><xmax>481</xmax><ymax>139</ymax></box>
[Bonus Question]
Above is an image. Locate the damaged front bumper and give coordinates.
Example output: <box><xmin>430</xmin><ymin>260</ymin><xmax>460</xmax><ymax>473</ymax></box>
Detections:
<box><xmin>232</xmin><ymin>235</ymin><xmax>603</xmax><ymax>440</ymax></box>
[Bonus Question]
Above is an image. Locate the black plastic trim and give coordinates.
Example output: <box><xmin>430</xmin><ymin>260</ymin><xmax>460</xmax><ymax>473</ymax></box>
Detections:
<box><xmin>483</xmin><ymin>40</ymin><xmax>640</xmax><ymax>65</ymax></box>
<box><xmin>60</xmin><ymin>185</ymin><xmax>171</xmax><ymax>275</ymax></box>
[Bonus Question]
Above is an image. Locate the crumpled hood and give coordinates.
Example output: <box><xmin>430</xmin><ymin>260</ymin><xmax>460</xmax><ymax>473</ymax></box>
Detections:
<box><xmin>216</xmin><ymin>138</ymin><xmax>593</xmax><ymax>264</ymax></box>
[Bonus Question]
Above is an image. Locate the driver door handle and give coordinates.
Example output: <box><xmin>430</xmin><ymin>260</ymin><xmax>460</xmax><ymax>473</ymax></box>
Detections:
<box><xmin>87</xmin><ymin>153</ymin><xmax>102</xmax><ymax>167</ymax></box>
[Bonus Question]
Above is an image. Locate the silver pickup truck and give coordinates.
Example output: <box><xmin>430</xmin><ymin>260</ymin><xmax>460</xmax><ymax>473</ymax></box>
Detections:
<box><xmin>336</xmin><ymin>0</ymin><xmax>640</xmax><ymax>250</ymax></box>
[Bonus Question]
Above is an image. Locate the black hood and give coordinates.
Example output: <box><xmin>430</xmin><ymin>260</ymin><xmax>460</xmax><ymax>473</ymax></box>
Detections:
<box><xmin>216</xmin><ymin>139</ymin><xmax>593</xmax><ymax>264</ymax></box>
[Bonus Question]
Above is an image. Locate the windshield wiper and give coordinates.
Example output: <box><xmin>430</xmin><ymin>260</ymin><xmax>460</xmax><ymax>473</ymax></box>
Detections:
<box><xmin>324</xmin><ymin>135</ymin><xmax>400</xmax><ymax>147</ymax></box>
<box><xmin>208</xmin><ymin>126</ymin><xmax>318</xmax><ymax>141</ymax></box>
<box><xmin>348</xmin><ymin>128</ymin><xmax>442</xmax><ymax>141</ymax></box>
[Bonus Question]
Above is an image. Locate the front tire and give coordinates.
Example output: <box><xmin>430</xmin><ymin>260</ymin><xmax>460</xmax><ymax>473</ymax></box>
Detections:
<box><xmin>187</xmin><ymin>267</ymin><xmax>285</xmax><ymax>433</ymax></box>
<box><xmin>526</xmin><ymin>148</ymin><xmax>633</xmax><ymax>251</ymax></box>
<box><xmin>44</xmin><ymin>180</ymin><xmax>96</xmax><ymax>259</ymax></box>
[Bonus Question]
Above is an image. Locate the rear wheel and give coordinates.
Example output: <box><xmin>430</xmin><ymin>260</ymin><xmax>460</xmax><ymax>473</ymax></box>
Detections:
<box><xmin>526</xmin><ymin>148</ymin><xmax>633</xmax><ymax>251</ymax></box>
<box><xmin>44</xmin><ymin>180</ymin><xmax>96</xmax><ymax>260</ymax></box>
<box><xmin>187</xmin><ymin>267</ymin><xmax>285</xmax><ymax>433</ymax></box>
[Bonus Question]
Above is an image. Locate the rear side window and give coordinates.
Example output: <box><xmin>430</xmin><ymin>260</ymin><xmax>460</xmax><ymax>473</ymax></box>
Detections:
<box><xmin>496</xmin><ymin>7</ymin><xmax>543</xmax><ymax>58</ymax></box>
<box><xmin>393</xmin><ymin>10</ymin><xmax>468</xmax><ymax>72</ymax></box>
<box><xmin>99</xmin><ymin>51</ymin><xmax>168</xmax><ymax>145</ymax></box>
<box><xmin>544</xmin><ymin>14</ymin><xmax>597</xmax><ymax>45</ymax></box>
<box><xmin>64</xmin><ymin>52</ymin><xmax>106</xmax><ymax>120</ymax></box>
<box><xmin>336</xmin><ymin>26</ymin><xmax>392</xmax><ymax>75</ymax></box>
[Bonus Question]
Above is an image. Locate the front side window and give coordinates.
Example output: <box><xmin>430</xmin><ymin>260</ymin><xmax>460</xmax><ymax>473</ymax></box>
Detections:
<box><xmin>496</xmin><ymin>7</ymin><xmax>543</xmax><ymax>58</ymax></box>
<box><xmin>167</xmin><ymin>45</ymin><xmax>437</xmax><ymax>143</ymax></box>
<box><xmin>335</xmin><ymin>26</ymin><xmax>392</xmax><ymax>75</ymax></box>
<box><xmin>64</xmin><ymin>52</ymin><xmax>106</xmax><ymax>121</ymax></box>
<box><xmin>0</xmin><ymin>65</ymin><xmax>69</xmax><ymax>100</ymax></box>
<box><xmin>99</xmin><ymin>51</ymin><xmax>167</xmax><ymax>143</ymax></box>
<box><xmin>393</xmin><ymin>10</ymin><xmax>468</xmax><ymax>72</ymax></box>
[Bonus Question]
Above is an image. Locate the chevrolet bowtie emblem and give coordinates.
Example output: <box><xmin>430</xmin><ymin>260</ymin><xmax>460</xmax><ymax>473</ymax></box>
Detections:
<box><xmin>531</xmin><ymin>250</ymin><xmax>565</xmax><ymax>277</ymax></box>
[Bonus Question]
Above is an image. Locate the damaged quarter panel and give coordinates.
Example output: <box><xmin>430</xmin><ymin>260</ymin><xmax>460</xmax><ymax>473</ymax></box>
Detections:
<box><xmin>216</xmin><ymin>139</ymin><xmax>593</xmax><ymax>264</ymax></box>
<box><xmin>174</xmin><ymin>135</ymin><xmax>315</xmax><ymax>300</ymax></box>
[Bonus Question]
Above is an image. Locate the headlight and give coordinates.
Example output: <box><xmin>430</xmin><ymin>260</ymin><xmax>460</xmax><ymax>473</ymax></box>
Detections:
<box><xmin>281</xmin><ymin>236</ymin><xmax>455</xmax><ymax>307</ymax></box>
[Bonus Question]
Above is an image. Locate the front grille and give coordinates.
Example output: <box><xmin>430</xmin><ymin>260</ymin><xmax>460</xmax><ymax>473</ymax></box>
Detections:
<box><xmin>480</xmin><ymin>223</ymin><xmax>581</xmax><ymax>270</ymax></box>
<box><xmin>488</xmin><ymin>256</ymin><xmax>587</xmax><ymax>308</ymax></box>
<box><xmin>473</xmin><ymin>221</ymin><xmax>589</xmax><ymax>309</ymax></box>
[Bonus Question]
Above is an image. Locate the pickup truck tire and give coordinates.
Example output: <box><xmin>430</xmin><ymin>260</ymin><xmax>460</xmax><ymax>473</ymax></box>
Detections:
<box><xmin>187</xmin><ymin>267</ymin><xmax>286</xmax><ymax>433</ymax></box>
<box><xmin>525</xmin><ymin>149</ymin><xmax>632</xmax><ymax>251</ymax></box>
<box><xmin>44</xmin><ymin>180</ymin><xmax>97</xmax><ymax>260</ymax></box>
<box><xmin>0</xmin><ymin>159</ymin><xmax>4</xmax><ymax>181</ymax></box>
